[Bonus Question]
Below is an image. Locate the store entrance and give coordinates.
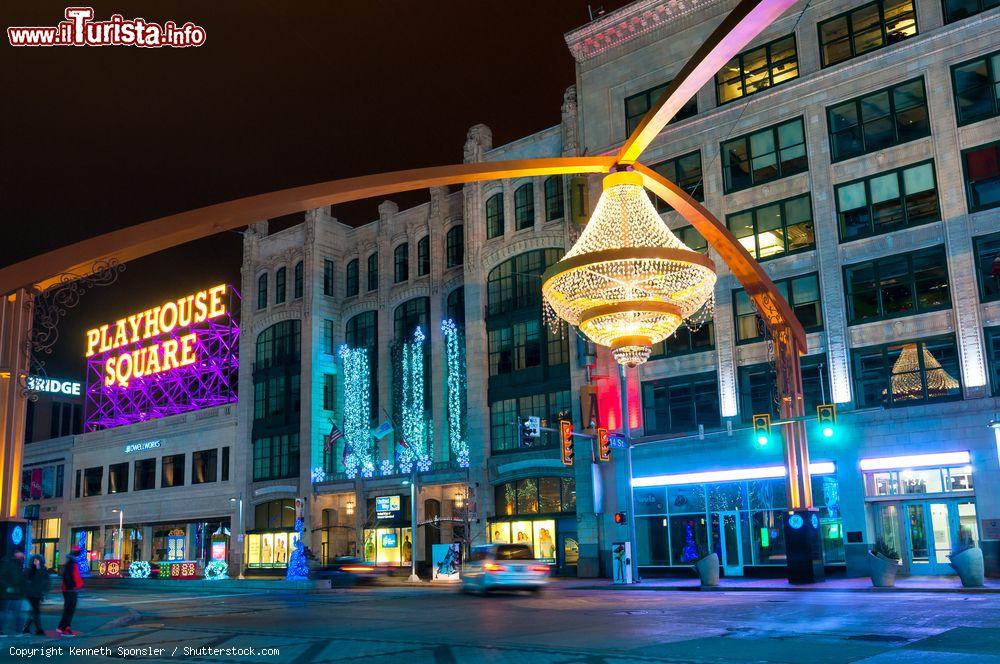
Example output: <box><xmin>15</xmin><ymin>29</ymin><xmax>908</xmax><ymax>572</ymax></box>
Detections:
<box><xmin>713</xmin><ymin>511</ymin><xmax>744</xmax><ymax>576</ymax></box>
<box><xmin>874</xmin><ymin>499</ymin><xmax>978</xmax><ymax>574</ymax></box>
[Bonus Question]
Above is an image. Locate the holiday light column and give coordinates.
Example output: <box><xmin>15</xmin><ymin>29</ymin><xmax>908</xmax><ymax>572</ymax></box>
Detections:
<box><xmin>441</xmin><ymin>319</ymin><xmax>468</xmax><ymax>467</ymax></box>
<box><xmin>340</xmin><ymin>345</ymin><xmax>376</xmax><ymax>478</ymax></box>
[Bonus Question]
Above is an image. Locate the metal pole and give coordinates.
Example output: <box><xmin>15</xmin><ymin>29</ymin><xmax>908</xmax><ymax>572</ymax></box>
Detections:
<box><xmin>618</xmin><ymin>364</ymin><xmax>640</xmax><ymax>583</ymax></box>
<box><xmin>408</xmin><ymin>467</ymin><xmax>420</xmax><ymax>582</ymax></box>
<box><xmin>117</xmin><ymin>508</ymin><xmax>123</xmax><ymax>560</ymax></box>
<box><xmin>233</xmin><ymin>495</ymin><xmax>244</xmax><ymax>580</ymax></box>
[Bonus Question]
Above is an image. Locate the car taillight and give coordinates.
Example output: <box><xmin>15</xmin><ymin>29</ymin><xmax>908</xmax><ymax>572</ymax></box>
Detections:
<box><xmin>341</xmin><ymin>566</ymin><xmax>371</xmax><ymax>573</ymax></box>
<box><xmin>483</xmin><ymin>562</ymin><xmax>508</xmax><ymax>573</ymax></box>
<box><xmin>530</xmin><ymin>564</ymin><xmax>550</xmax><ymax>573</ymax></box>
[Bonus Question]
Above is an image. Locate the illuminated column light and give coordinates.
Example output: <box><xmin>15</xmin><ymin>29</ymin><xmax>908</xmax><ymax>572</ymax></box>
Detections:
<box><xmin>441</xmin><ymin>319</ymin><xmax>469</xmax><ymax>468</ymax></box>
<box><xmin>340</xmin><ymin>344</ymin><xmax>375</xmax><ymax>479</ymax></box>
<box><xmin>398</xmin><ymin>327</ymin><xmax>431</xmax><ymax>473</ymax></box>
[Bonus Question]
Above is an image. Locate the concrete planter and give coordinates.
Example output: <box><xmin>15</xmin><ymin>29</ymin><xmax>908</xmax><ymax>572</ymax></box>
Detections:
<box><xmin>949</xmin><ymin>547</ymin><xmax>985</xmax><ymax>588</ymax></box>
<box><xmin>694</xmin><ymin>553</ymin><xmax>719</xmax><ymax>587</ymax></box>
<box><xmin>868</xmin><ymin>552</ymin><xmax>900</xmax><ymax>587</ymax></box>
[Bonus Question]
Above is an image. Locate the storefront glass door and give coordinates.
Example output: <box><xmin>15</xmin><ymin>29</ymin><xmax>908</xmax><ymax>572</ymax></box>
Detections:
<box><xmin>718</xmin><ymin>511</ymin><xmax>744</xmax><ymax>576</ymax></box>
<box><xmin>900</xmin><ymin>500</ymin><xmax>976</xmax><ymax>574</ymax></box>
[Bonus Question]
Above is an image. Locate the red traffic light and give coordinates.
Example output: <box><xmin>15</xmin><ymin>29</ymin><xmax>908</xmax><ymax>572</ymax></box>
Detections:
<box><xmin>613</xmin><ymin>511</ymin><xmax>627</xmax><ymax>525</ymax></box>
<box><xmin>597</xmin><ymin>427</ymin><xmax>610</xmax><ymax>462</ymax></box>
<box><xmin>560</xmin><ymin>420</ymin><xmax>574</xmax><ymax>466</ymax></box>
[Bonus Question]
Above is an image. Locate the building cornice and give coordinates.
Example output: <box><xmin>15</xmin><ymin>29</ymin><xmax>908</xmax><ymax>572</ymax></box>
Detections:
<box><xmin>564</xmin><ymin>0</ymin><xmax>726</xmax><ymax>62</ymax></box>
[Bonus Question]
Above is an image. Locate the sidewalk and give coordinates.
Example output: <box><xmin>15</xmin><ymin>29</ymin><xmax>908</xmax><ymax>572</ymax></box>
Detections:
<box><xmin>566</xmin><ymin>574</ymin><xmax>1000</xmax><ymax>593</ymax></box>
<box><xmin>1</xmin><ymin>595</ymin><xmax>139</xmax><ymax>639</ymax></box>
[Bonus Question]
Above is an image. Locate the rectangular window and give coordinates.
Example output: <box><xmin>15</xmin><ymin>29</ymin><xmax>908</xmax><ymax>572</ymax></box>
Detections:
<box><xmin>642</xmin><ymin>372</ymin><xmax>721</xmax><ymax>435</ymax></box>
<box><xmin>192</xmin><ymin>449</ymin><xmax>218</xmax><ymax>484</ymax></box>
<box><xmin>294</xmin><ymin>261</ymin><xmax>303</xmax><ymax>299</ymax></box>
<box><xmin>74</xmin><ymin>469</ymin><xmax>81</xmax><ymax>498</ymax></box>
<box><xmin>394</xmin><ymin>244</ymin><xmax>409</xmax><ymax>283</ymax></box>
<box><xmin>257</xmin><ymin>273</ymin><xmax>267</xmax><ymax>310</ymax></box>
<box><xmin>133</xmin><ymin>458</ymin><xmax>155</xmax><ymax>491</ymax></box>
<box><xmin>253</xmin><ymin>434</ymin><xmax>300</xmax><ymax>481</ymax></box>
<box><xmin>546</xmin><ymin>324</ymin><xmax>570</xmax><ymax>367</ymax></box>
<box><xmin>673</xmin><ymin>225</ymin><xmax>708</xmax><ymax>253</ymax></box>
<box><xmin>727</xmin><ymin>193</ymin><xmax>814</xmax><ymax>261</ymax></box>
<box><xmin>734</xmin><ymin>273</ymin><xmax>822</xmax><ymax>343</ymax></box>
<box><xmin>514</xmin><ymin>183</ymin><xmax>535</xmax><ymax>230</ymax></box>
<box><xmin>853</xmin><ymin>336</ymin><xmax>962</xmax><ymax>408</ymax></box>
<box><xmin>985</xmin><ymin>326</ymin><xmax>1000</xmax><ymax>396</ymax></box>
<box><xmin>649</xmin><ymin>152</ymin><xmax>703</xmax><ymax>213</ymax></box>
<box><xmin>544</xmin><ymin>177</ymin><xmax>564</xmax><ymax>221</ymax></box>
<box><xmin>819</xmin><ymin>0</ymin><xmax>918</xmax><ymax>68</ymax></box>
<box><xmin>417</xmin><ymin>236</ymin><xmax>430</xmax><ymax>276</ymax></box>
<box><xmin>446</xmin><ymin>226</ymin><xmax>464</xmax><ymax>267</ymax></box>
<box><xmin>721</xmin><ymin>117</ymin><xmax>807</xmax><ymax>193</ymax></box>
<box><xmin>836</xmin><ymin>160</ymin><xmax>939</xmax><ymax>241</ymax></box>
<box><xmin>624</xmin><ymin>80</ymin><xmax>697</xmax><ymax>135</ymax></box>
<box><xmin>83</xmin><ymin>466</ymin><xmax>102</xmax><ymax>497</ymax></box>
<box><xmin>323</xmin><ymin>259</ymin><xmax>335</xmax><ymax>296</ymax></box>
<box><xmin>962</xmin><ymin>140</ymin><xmax>1000</xmax><ymax>213</ymax></box>
<box><xmin>486</xmin><ymin>193</ymin><xmax>504</xmax><ymax>239</ymax></box>
<box><xmin>346</xmin><ymin>260</ymin><xmax>359</xmax><ymax>296</ymax></box>
<box><xmin>844</xmin><ymin>245</ymin><xmax>951</xmax><ymax>324</ymax></box>
<box><xmin>974</xmin><ymin>231</ymin><xmax>1000</xmax><ymax>302</ymax></box>
<box><xmin>367</xmin><ymin>253</ymin><xmax>379</xmax><ymax>291</ymax></box>
<box><xmin>952</xmin><ymin>51</ymin><xmax>1000</xmax><ymax>125</ymax></box>
<box><xmin>488</xmin><ymin>320</ymin><xmax>542</xmax><ymax>376</ymax></box>
<box><xmin>716</xmin><ymin>34</ymin><xmax>798</xmax><ymax>104</ymax></box>
<box><xmin>490</xmin><ymin>399</ymin><xmax>517</xmax><ymax>452</ymax></box>
<box><xmin>827</xmin><ymin>78</ymin><xmax>930</xmax><ymax>162</ymax></box>
<box><xmin>942</xmin><ymin>0</ymin><xmax>1000</xmax><ymax>24</ymax></box>
<box><xmin>221</xmin><ymin>447</ymin><xmax>230</xmax><ymax>482</ymax></box>
<box><xmin>650</xmin><ymin>322</ymin><xmax>715</xmax><ymax>359</ymax></box>
<box><xmin>739</xmin><ymin>354</ymin><xmax>831</xmax><ymax>421</ymax></box>
<box><xmin>323</xmin><ymin>319</ymin><xmax>334</xmax><ymax>355</ymax></box>
<box><xmin>161</xmin><ymin>454</ymin><xmax>185</xmax><ymax>488</ymax></box>
<box><xmin>107</xmin><ymin>462</ymin><xmax>128</xmax><ymax>494</ymax></box>
<box><xmin>323</xmin><ymin>373</ymin><xmax>336</xmax><ymax>410</ymax></box>
<box><xmin>275</xmin><ymin>266</ymin><xmax>286</xmax><ymax>304</ymax></box>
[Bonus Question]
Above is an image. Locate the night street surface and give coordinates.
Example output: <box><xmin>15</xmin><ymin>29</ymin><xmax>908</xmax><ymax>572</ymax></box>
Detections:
<box><xmin>8</xmin><ymin>585</ymin><xmax>1000</xmax><ymax>663</ymax></box>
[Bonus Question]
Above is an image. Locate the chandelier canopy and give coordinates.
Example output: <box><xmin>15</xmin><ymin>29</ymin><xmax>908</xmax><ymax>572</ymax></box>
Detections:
<box><xmin>541</xmin><ymin>171</ymin><xmax>717</xmax><ymax>367</ymax></box>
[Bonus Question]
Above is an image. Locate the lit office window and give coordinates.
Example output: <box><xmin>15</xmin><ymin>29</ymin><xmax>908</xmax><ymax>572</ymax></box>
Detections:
<box><xmin>716</xmin><ymin>34</ymin><xmax>798</xmax><ymax>104</ymax></box>
<box><xmin>727</xmin><ymin>194</ymin><xmax>814</xmax><ymax>260</ymax></box>
<box><xmin>819</xmin><ymin>0</ymin><xmax>917</xmax><ymax>68</ymax></box>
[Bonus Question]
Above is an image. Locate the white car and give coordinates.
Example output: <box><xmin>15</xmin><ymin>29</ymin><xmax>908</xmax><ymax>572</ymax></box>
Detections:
<box><xmin>461</xmin><ymin>544</ymin><xmax>550</xmax><ymax>593</ymax></box>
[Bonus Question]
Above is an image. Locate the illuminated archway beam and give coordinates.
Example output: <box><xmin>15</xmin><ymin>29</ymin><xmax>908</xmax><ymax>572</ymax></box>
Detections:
<box><xmin>617</xmin><ymin>0</ymin><xmax>800</xmax><ymax>165</ymax></box>
<box><xmin>635</xmin><ymin>162</ymin><xmax>806</xmax><ymax>352</ymax></box>
<box><xmin>0</xmin><ymin>157</ymin><xmax>617</xmax><ymax>295</ymax></box>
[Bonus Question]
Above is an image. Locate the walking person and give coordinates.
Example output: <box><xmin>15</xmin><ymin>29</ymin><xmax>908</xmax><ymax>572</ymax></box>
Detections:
<box><xmin>58</xmin><ymin>547</ymin><xmax>83</xmax><ymax>637</ymax></box>
<box><xmin>21</xmin><ymin>555</ymin><xmax>50</xmax><ymax>636</ymax></box>
<box><xmin>0</xmin><ymin>550</ymin><xmax>26</xmax><ymax>638</ymax></box>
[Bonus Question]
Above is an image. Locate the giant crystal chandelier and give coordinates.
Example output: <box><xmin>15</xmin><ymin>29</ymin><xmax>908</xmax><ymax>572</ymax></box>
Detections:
<box><xmin>542</xmin><ymin>171</ymin><xmax>716</xmax><ymax>367</ymax></box>
<box><xmin>889</xmin><ymin>343</ymin><xmax>960</xmax><ymax>400</ymax></box>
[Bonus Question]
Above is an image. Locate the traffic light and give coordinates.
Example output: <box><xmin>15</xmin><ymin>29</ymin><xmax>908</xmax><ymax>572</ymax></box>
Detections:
<box><xmin>752</xmin><ymin>413</ymin><xmax>772</xmax><ymax>447</ymax></box>
<box><xmin>817</xmin><ymin>404</ymin><xmax>836</xmax><ymax>438</ymax></box>
<box><xmin>560</xmin><ymin>419</ymin><xmax>574</xmax><ymax>466</ymax></box>
<box><xmin>613</xmin><ymin>511</ymin><xmax>627</xmax><ymax>525</ymax></box>
<box><xmin>597</xmin><ymin>427</ymin><xmax>611</xmax><ymax>462</ymax></box>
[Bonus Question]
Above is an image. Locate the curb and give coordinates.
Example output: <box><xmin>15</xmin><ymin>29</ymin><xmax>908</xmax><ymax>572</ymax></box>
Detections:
<box><xmin>96</xmin><ymin>606</ymin><xmax>143</xmax><ymax>631</ymax></box>
<box><xmin>570</xmin><ymin>583</ymin><xmax>1000</xmax><ymax>594</ymax></box>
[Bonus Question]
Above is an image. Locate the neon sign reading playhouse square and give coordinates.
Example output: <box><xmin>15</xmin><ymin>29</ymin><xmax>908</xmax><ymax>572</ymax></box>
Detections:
<box><xmin>84</xmin><ymin>284</ymin><xmax>239</xmax><ymax>431</ymax></box>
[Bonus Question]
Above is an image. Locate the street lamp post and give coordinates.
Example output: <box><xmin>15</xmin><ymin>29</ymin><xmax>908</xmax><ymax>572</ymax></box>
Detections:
<box><xmin>230</xmin><ymin>495</ymin><xmax>244</xmax><ymax>579</ymax></box>
<box><xmin>407</xmin><ymin>467</ymin><xmax>420</xmax><ymax>583</ymax></box>
<box><xmin>618</xmin><ymin>365</ymin><xmax>640</xmax><ymax>584</ymax></box>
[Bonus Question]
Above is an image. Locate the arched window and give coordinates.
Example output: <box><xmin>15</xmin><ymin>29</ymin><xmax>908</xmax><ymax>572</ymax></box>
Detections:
<box><xmin>253</xmin><ymin>320</ymin><xmax>302</xmax><ymax>430</ymax></box>
<box><xmin>275</xmin><ymin>267</ymin><xmax>286</xmax><ymax>304</ymax></box>
<box><xmin>486</xmin><ymin>249</ymin><xmax>562</xmax><ymax>316</ymax></box>
<box><xmin>417</xmin><ymin>235</ymin><xmax>430</xmax><ymax>276</ymax></box>
<box><xmin>514</xmin><ymin>182</ymin><xmax>535</xmax><ymax>230</ymax></box>
<box><xmin>486</xmin><ymin>193</ymin><xmax>504</xmax><ymax>239</ymax></box>
<box><xmin>254</xmin><ymin>319</ymin><xmax>302</xmax><ymax>367</ymax></box>
<box><xmin>293</xmin><ymin>261</ymin><xmax>303</xmax><ymax>299</ymax></box>
<box><xmin>393</xmin><ymin>297</ymin><xmax>430</xmax><ymax>341</ymax></box>
<box><xmin>393</xmin><ymin>243</ymin><xmax>409</xmax><ymax>283</ymax></box>
<box><xmin>446</xmin><ymin>225</ymin><xmax>464</xmax><ymax>267</ymax></box>
<box><xmin>254</xmin><ymin>498</ymin><xmax>297</xmax><ymax>529</ymax></box>
<box><xmin>346</xmin><ymin>259</ymin><xmax>359</xmax><ymax>297</ymax></box>
<box><xmin>367</xmin><ymin>253</ymin><xmax>379</xmax><ymax>291</ymax></box>
<box><xmin>345</xmin><ymin>311</ymin><xmax>379</xmax><ymax>417</ymax></box>
<box><xmin>544</xmin><ymin>176</ymin><xmax>564</xmax><ymax>221</ymax></box>
<box><xmin>446</xmin><ymin>287</ymin><xmax>465</xmax><ymax>326</ymax></box>
<box><xmin>257</xmin><ymin>273</ymin><xmax>268</xmax><ymax>310</ymax></box>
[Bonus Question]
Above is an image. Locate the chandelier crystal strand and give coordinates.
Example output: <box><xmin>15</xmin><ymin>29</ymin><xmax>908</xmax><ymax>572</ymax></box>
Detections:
<box><xmin>541</xmin><ymin>171</ymin><xmax>717</xmax><ymax>367</ymax></box>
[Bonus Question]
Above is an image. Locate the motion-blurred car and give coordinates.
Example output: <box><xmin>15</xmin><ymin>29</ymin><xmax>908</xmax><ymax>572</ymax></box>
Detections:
<box><xmin>461</xmin><ymin>543</ymin><xmax>549</xmax><ymax>593</ymax></box>
<box><xmin>312</xmin><ymin>556</ymin><xmax>383</xmax><ymax>586</ymax></box>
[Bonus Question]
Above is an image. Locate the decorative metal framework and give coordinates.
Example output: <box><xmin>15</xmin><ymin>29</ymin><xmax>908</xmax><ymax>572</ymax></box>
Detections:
<box><xmin>84</xmin><ymin>290</ymin><xmax>240</xmax><ymax>431</ymax></box>
<box><xmin>0</xmin><ymin>0</ymin><xmax>817</xmax><ymax>516</ymax></box>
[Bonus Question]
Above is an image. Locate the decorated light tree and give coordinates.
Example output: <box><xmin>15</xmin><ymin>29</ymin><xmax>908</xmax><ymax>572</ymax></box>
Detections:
<box><xmin>285</xmin><ymin>517</ymin><xmax>309</xmax><ymax>581</ymax></box>
<box><xmin>397</xmin><ymin>327</ymin><xmax>432</xmax><ymax>473</ymax></box>
<box><xmin>340</xmin><ymin>345</ymin><xmax>376</xmax><ymax>478</ymax></box>
<box><xmin>441</xmin><ymin>319</ymin><xmax>468</xmax><ymax>467</ymax></box>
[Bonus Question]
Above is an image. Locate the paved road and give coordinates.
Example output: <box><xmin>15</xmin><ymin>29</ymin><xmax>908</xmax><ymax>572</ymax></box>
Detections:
<box><xmin>6</xmin><ymin>585</ymin><xmax>1000</xmax><ymax>663</ymax></box>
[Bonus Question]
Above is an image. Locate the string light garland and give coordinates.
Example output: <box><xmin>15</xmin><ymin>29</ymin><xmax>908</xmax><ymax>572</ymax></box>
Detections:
<box><xmin>340</xmin><ymin>344</ymin><xmax>376</xmax><ymax>479</ymax></box>
<box><xmin>128</xmin><ymin>560</ymin><xmax>151</xmax><ymax>578</ymax></box>
<box><xmin>542</xmin><ymin>171</ymin><xmax>716</xmax><ymax>367</ymax></box>
<box><xmin>441</xmin><ymin>319</ymin><xmax>469</xmax><ymax>468</ymax></box>
<box><xmin>311</xmin><ymin>466</ymin><xmax>326</xmax><ymax>483</ymax></box>
<box><xmin>398</xmin><ymin>327</ymin><xmax>431</xmax><ymax>473</ymax></box>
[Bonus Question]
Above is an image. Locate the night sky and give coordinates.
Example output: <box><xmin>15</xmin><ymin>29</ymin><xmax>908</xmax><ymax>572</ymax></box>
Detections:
<box><xmin>2</xmin><ymin>0</ymin><xmax>631</xmax><ymax>379</ymax></box>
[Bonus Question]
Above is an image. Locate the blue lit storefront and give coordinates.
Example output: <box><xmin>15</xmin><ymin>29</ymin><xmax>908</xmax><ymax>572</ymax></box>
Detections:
<box><xmin>632</xmin><ymin>464</ymin><xmax>845</xmax><ymax>576</ymax></box>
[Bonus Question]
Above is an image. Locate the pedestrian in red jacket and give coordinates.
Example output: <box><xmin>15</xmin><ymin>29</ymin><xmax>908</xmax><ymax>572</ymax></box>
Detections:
<box><xmin>58</xmin><ymin>548</ymin><xmax>83</xmax><ymax>637</ymax></box>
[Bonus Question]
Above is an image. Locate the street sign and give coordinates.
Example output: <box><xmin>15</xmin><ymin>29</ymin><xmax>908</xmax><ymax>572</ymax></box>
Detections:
<box><xmin>608</xmin><ymin>433</ymin><xmax>627</xmax><ymax>449</ymax></box>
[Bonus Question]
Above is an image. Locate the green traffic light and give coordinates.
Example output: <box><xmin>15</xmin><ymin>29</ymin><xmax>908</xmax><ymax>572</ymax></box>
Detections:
<box><xmin>822</xmin><ymin>425</ymin><xmax>834</xmax><ymax>438</ymax></box>
<box><xmin>756</xmin><ymin>433</ymin><xmax>769</xmax><ymax>447</ymax></box>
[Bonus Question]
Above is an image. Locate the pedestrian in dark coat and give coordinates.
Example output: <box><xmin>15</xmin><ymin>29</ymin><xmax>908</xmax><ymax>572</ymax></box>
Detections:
<box><xmin>58</xmin><ymin>548</ymin><xmax>83</xmax><ymax>637</ymax></box>
<box><xmin>0</xmin><ymin>551</ymin><xmax>25</xmax><ymax>637</ymax></box>
<box><xmin>21</xmin><ymin>555</ymin><xmax>49</xmax><ymax>635</ymax></box>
